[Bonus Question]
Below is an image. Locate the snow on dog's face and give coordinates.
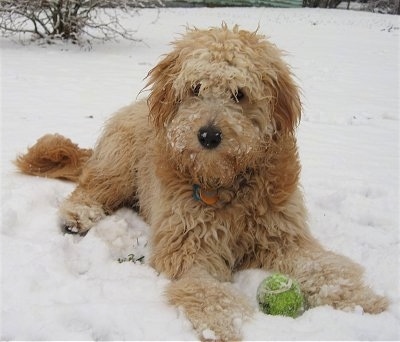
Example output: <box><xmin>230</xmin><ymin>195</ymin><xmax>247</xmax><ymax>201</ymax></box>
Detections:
<box><xmin>147</xmin><ymin>24</ymin><xmax>301</xmax><ymax>189</ymax></box>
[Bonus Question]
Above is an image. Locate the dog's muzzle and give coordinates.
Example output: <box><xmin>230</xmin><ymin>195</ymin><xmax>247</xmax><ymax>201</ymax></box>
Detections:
<box><xmin>197</xmin><ymin>125</ymin><xmax>222</xmax><ymax>149</ymax></box>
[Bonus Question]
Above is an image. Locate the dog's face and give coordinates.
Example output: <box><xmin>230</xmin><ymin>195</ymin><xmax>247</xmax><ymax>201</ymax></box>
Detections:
<box><xmin>147</xmin><ymin>25</ymin><xmax>301</xmax><ymax>190</ymax></box>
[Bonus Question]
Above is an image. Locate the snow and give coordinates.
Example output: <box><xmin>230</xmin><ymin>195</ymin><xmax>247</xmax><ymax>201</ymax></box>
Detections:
<box><xmin>1</xmin><ymin>7</ymin><xmax>399</xmax><ymax>341</ymax></box>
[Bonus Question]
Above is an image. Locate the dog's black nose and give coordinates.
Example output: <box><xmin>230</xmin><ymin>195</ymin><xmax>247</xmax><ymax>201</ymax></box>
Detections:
<box><xmin>198</xmin><ymin>125</ymin><xmax>222</xmax><ymax>149</ymax></box>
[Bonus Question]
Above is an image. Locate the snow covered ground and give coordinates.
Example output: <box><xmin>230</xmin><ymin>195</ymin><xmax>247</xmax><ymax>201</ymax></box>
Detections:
<box><xmin>1</xmin><ymin>7</ymin><xmax>399</xmax><ymax>340</ymax></box>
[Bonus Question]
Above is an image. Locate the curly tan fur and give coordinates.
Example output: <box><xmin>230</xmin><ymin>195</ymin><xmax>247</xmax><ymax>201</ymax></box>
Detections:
<box><xmin>16</xmin><ymin>25</ymin><xmax>387</xmax><ymax>341</ymax></box>
<box><xmin>15</xmin><ymin>134</ymin><xmax>92</xmax><ymax>182</ymax></box>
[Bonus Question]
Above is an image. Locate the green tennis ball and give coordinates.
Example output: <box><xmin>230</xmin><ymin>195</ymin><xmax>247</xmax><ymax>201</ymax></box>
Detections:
<box><xmin>257</xmin><ymin>273</ymin><xmax>305</xmax><ymax>318</ymax></box>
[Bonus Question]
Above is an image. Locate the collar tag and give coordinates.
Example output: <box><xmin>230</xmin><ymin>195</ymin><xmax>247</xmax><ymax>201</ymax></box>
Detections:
<box><xmin>193</xmin><ymin>184</ymin><xmax>218</xmax><ymax>205</ymax></box>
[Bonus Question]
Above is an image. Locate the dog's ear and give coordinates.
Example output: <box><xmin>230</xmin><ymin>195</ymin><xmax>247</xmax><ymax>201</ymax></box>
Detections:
<box><xmin>236</xmin><ymin>29</ymin><xmax>301</xmax><ymax>134</ymax></box>
<box><xmin>146</xmin><ymin>50</ymin><xmax>181</xmax><ymax>130</ymax></box>
<box><xmin>269</xmin><ymin>63</ymin><xmax>302</xmax><ymax>134</ymax></box>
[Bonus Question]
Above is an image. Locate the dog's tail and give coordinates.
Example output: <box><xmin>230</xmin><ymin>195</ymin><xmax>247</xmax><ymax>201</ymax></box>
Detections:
<box><xmin>15</xmin><ymin>134</ymin><xmax>93</xmax><ymax>182</ymax></box>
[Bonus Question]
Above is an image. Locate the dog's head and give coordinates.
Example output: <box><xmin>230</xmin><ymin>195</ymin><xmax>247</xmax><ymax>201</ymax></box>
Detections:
<box><xmin>147</xmin><ymin>24</ymin><xmax>301</xmax><ymax>190</ymax></box>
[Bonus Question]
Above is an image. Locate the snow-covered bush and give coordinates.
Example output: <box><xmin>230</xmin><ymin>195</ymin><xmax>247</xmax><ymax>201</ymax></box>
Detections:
<box><xmin>367</xmin><ymin>0</ymin><xmax>400</xmax><ymax>14</ymax></box>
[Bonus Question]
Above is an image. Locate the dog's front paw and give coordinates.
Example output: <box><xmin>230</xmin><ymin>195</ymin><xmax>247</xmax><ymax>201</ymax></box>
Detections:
<box><xmin>336</xmin><ymin>285</ymin><xmax>388</xmax><ymax>314</ymax></box>
<box><xmin>296</xmin><ymin>249</ymin><xmax>388</xmax><ymax>315</ymax></box>
<box><xmin>59</xmin><ymin>199</ymin><xmax>106</xmax><ymax>234</ymax></box>
<box><xmin>167</xmin><ymin>268</ymin><xmax>253</xmax><ymax>341</ymax></box>
<box><xmin>308</xmin><ymin>281</ymin><xmax>388</xmax><ymax>314</ymax></box>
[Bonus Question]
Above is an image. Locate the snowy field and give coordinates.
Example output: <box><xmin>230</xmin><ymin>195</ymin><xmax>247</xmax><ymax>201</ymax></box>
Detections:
<box><xmin>1</xmin><ymin>7</ymin><xmax>399</xmax><ymax>340</ymax></box>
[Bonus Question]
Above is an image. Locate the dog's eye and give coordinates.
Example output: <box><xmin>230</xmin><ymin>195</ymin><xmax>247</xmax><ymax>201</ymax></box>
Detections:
<box><xmin>192</xmin><ymin>84</ymin><xmax>201</xmax><ymax>96</ymax></box>
<box><xmin>232</xmin><ymin>89</ymin><xmax>245</xmax><ymax>103</ymax></box>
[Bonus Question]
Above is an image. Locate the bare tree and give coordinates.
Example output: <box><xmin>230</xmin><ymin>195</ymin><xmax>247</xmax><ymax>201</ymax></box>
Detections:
<box><xmin>0</xmin><ymin>0</ymin><xmax>162</xmax><ymax>43</ymax></box>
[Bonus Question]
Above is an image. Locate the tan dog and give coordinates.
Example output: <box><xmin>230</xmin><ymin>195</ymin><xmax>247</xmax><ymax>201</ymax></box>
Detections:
<box><xmin>16</xmin><ymin>25</ymin><xmax>387</xmax><ymax>340</ymax></box>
